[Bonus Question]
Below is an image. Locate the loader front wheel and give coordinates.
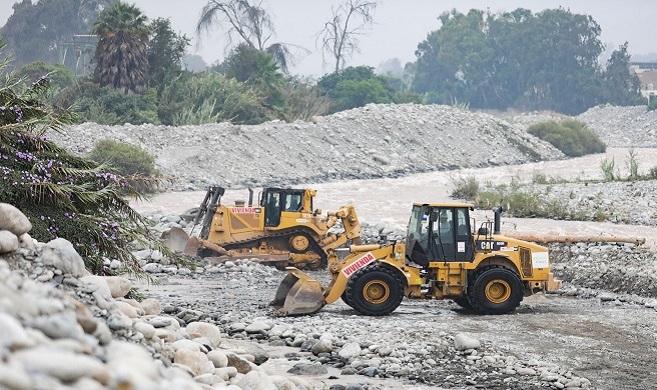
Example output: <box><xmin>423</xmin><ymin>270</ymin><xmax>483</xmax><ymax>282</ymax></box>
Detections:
<box><xmin>341</xmin><ymin>291</ymin><xmax>353</xmax><ymax>308</ymax></box>
<box><xmin>468</xmin><ymin>266</ymin><xmax>523</xmax><ymax>315</ymax></box>
<box><xmin>346</xmin><ymin>265</ymin><xmax>404</xmax><ymax>316</ymax></box>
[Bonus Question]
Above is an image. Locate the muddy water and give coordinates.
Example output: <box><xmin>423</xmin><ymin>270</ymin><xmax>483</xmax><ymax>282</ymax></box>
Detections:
<box><xmin>132</xmin><ymin>147</ymin><xmax>657</xmax><ymax>249</ymax></box>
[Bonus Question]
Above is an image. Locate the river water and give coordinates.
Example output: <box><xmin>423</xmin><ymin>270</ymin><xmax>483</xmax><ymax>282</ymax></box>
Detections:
<box><xmin>131</xmin><ymin>147</ymin><xmax>657</xmax><ymax>248</ymax></box>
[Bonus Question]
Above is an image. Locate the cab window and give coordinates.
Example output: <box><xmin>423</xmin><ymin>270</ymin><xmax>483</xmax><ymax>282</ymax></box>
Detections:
<box><xmin>284</xmin><ymin>193</ymin><xmax>302</xmax><ymax>211</ymax></box>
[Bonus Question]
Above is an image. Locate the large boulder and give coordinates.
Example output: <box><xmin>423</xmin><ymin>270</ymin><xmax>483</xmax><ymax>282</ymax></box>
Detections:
<box><xmin>104</xmin><ymin>276</ymin><xmax>132</xmax><ymax>298</ymax></box>
<box><xmin>0</xmin><ymin>203</ymin><xmax>32</xmax><ymax>236</ymax></box>
<box><xmin>39</xmin><ymin>238</ymin><xmax>87</xmax><ymax>277</ymax></box>
<box><xmin>0</xmin><ymin>230</ymin><xmax>19</xmax><ymax>254</ymax></box>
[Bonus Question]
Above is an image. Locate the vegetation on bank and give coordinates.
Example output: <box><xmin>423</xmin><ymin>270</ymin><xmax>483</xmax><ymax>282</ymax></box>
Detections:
<box><xmin>527</xmin><ymin>120</ymin><xmax>606</xmax><ymax>157</ymax></box>
<box><xmin>451</xmin><ymin>149</ymin><xmax>657</xmax><ymax>222</ymax></box>
<box><xmin>0</xmin><ymin>39</ymin><xmax>160</xmax><ymax>275</ymax></box>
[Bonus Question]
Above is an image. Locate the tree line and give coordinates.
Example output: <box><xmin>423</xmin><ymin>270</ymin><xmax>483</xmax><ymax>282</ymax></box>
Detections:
<box><xmin>0</xmin><ymin>0</ymin><xmax>647</xmax><ymax>127</ymax></box>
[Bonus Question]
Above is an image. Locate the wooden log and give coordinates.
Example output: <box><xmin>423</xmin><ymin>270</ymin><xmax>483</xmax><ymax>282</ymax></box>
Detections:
<box><xmin>503</xmin><ymin>232</ymin><xmax>646</xmax><ymax>246</ymax></box>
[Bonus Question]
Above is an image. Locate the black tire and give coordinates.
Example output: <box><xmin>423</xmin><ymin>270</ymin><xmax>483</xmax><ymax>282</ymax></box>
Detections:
<box><xmin>345</xmin><ymin>265</ymin><xmax>404</xmax><ymax>316</ymax></box>
<box><xmin>467</xmin><ymin>265</ymin><xmax>523</xmax><ymax>315</ymax></box>
<box><xmin>452</xmin><ymin>296</ymin><xmax>474</xmax><ymax>310</ymax></box>
<box><xmin>341</xmin><ymin>291</ymin><xmax>354</xmax><ymax>308</ymax></box>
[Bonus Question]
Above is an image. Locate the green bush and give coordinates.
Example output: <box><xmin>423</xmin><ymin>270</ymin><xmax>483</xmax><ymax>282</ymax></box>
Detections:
<box><xmin>157</xmin><ymin>71</ymin><xmax>270</xmax><ymax>125</ymax></box>
<box><xmin>600</xmin><ymin>158</ymin><xmax>616</xmax><ymax>181</ymax></box>
<box><xmin>58</xmin><ymin>81</ymin><xmax>159</xmax><ymax>125</ymax></box>
<box><xmin>451</xmin><ymin>175</ymin><xmax>480</xmax><ymax>199</ymax></box>
<box><xmin>14</xmin><ymin>61</ymin><xmax>75</xmax><ymax>98</ymax></box>
<box><xmin>528</xmin><ymin>119</ymin><xmax>606</xmax><ymax>157</ymax></box>
<box><xmin>89</xmin><ymin>139</ymin><xmax>158</xmax><ymax>177</ymax></box>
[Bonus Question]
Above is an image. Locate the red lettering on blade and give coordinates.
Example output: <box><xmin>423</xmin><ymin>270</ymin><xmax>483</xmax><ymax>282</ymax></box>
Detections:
<box><xmin>342</xmin><ymin>252</ymin><xmax>376</xmax><ymax>277</ymax></box>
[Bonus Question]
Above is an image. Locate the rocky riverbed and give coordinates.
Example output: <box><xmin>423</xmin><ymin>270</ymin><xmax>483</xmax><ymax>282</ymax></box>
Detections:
<box><xmin>4</xmin><ymin>104</ymin><xmax>657</xmax><ymax>389</ymax></box>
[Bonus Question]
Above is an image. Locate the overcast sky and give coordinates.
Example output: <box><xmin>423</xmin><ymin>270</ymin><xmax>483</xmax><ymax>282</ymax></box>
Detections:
<box><xmin>1</xmin><ymin>0</ymin><xmax>656</xmax><ymax>76</ymax></box>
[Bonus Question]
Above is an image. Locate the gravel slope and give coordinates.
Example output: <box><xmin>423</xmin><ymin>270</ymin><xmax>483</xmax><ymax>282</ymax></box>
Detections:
<box><xmin>47</xmin><ymin>104</ymin><xmax>565</xmax><ymax>190</ymax></box>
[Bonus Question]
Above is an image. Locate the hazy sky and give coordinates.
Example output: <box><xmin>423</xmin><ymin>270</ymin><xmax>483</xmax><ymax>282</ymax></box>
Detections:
<box><xmin>1</xmin><ymin>0</ymin><xmax>655</xmax><ymax>76</ymax></box>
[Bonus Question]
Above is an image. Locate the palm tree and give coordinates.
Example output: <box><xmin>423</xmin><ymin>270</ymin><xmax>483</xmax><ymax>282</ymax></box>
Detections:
<box><xmin>91</xmin><ymin>1</ymin><xmax>150</xmax><ymax>93</ymax></box>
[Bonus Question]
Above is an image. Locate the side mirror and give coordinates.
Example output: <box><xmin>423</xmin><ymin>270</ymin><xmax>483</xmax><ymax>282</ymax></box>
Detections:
<box><xmin>313</xmin><ymin>208</ymin><xmax>322</xmax><ymax>216</ymax></box>
<box><xmin>478</xmin><ymin>227</ymin><xmax>489</xmax><ymax>235</ymax></box>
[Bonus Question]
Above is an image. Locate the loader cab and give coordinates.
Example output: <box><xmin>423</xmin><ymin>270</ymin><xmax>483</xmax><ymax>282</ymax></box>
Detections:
<box><xmin>406</xmin><ymin>203</ymin><xmax>475</xmax><ymax>266</ymax></box>
<box><xmin>261</xmin><ymin>188</ymin><xmax>311</xmax><ymax>227</ymax></box>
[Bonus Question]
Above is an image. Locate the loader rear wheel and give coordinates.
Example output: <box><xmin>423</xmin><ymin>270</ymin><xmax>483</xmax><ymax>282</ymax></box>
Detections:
<box><xmin>289</xmin><ymin>234</ymin><xmax>311</xmax><ymax>253</ymax></box>
<box><xmin>468</xmin><ymin>266</ymin><xmax>523</xmax><ymax>315</ymax></box>
<box><xmin>346</xmin><ymin>265</ymin><xmax>404</xmax><ymax>316</ymax></box>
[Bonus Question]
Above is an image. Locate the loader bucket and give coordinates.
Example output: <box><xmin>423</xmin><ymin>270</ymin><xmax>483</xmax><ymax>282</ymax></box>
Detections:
<box><xmin>161</xmin><ymin>227</ymin><xmax>191</xmax><ymax>253</ymax></box>
<box><xmin>271</xmin><ymin>268</ymin><xmax>325</xmax><ymax>316</ymax></box>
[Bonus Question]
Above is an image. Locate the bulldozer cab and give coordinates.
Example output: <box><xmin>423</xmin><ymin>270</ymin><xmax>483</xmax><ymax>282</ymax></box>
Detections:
<box><xmin>406</xmin><ymin>203</ymin><xmax>475</xmax><ymax>265</ymax></box>
<box><xmin>261</xmin><ymin>188</ymin><xmax>311</xmax><ymax>227</ymax></box>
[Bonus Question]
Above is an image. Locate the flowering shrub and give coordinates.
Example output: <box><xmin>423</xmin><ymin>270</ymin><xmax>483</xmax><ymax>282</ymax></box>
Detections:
<box><xmin>0</xmin><ymin>38</ymin><xmax>157</xmax><ymax>274</ymax></box>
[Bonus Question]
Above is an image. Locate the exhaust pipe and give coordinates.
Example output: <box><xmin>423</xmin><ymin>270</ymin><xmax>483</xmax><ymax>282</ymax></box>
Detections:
<box><xmin>493</xmin><ymin>206</ymin><xmax>504</xmax><ymax>234</ymax></box>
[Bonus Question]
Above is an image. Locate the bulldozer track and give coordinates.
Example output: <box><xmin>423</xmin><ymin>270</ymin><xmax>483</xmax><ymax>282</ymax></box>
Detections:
<box><xmin>212</xmin><ymin>229</ymin><xmax>329</xmax><ymax>269</ymax></box>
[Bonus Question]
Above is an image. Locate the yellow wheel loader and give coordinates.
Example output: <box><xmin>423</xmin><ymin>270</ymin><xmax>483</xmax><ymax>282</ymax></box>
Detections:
<box><xmin>162</xmin><ymin>186</ymin><xmax>362</xmax><ymax>269</ymax></box>
<box><xmin>272</xmin><ymin>203</ymin><xmax>561</xmax><ymax>316</ymax></box>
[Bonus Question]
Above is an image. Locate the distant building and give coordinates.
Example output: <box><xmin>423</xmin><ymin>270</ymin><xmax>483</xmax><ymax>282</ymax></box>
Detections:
<box><xmin>630</xmin><ymin>62</ymin><xmax>657</xmax><ymax>102</ymax></box>
<box><xmin>58</xmin><ymin>35</ymin><xmax>98</xmax><ymax>77</ymax></box>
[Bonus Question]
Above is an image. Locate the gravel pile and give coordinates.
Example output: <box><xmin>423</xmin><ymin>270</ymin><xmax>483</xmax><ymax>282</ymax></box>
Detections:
<box><xmin>45</xmin><ymin>104</ymin><xmax>657</xmax><ymax>191</ymax></box>
<box><xmin>550</xmin><ymin>242</ymin><xmax>657</xmax><ymax>299</ymax></box>
<box><xmin>576</xmin><ymin>105</ymin><xmax>657</xmax><ymax>147</ymax></box>
<box><xmin>47</xmin><ymin>104</ymin><xmax>565</xmax><ymax>190</ymax></box>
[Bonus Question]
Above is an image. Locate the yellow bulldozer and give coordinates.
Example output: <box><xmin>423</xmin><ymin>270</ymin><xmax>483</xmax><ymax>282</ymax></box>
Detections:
<box><xmin>162</xmin><ymin>186</ymin><xmax>362</xmax><ymax>269</ymax></box>
<box><xmin>272</xmin><ymin>203</ymin><xmax>562</xmax><ymax>316</ymax></box>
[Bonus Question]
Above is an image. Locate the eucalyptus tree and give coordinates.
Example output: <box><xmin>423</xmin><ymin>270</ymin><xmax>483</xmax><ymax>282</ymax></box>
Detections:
<box><xmin>413</xmin><ymin>9</ymin><xmax>493</xmax><ymax>107</ymax></box>
<box><xmin>317</xmin><ymin>0</ymin><xmax>378</xmax><ymax>73</ymax></box>
<box><xmin>601</xmin><ymin>42</ymin><xmax>643</xmax><ymax>106</ymax></box>
<box><xmin>412</xmin><ymin>7</ymin><xmax>608</xmax><ymax>115</ymax></box>
<box><xmin>196</xmin><ymin>0</ymin><xmax>292</xmax><ymax>73</ymax></box>
<box><xmin>91</xmin><ymin>1</ymin><xmax>150</xmax><ymax>93</ymax></box>
<box><xmin>147</xmin><ymin>18</ymin><xmax>191</xmax><ymax>87</ymax></box>
<box><xmin>0</xmin><ymin>0</ymin><xmax>112</xmax><ymax>67</ymax></box>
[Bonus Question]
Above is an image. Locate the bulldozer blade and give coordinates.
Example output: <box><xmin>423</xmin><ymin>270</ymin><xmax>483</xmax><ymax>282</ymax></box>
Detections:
<box><xmin>271</xmin><ymin>268</ymin><xmax>325</xmax><ymax>316</ymax></box>
<box><xmin>183</xmin><ymin>237</ymin><xmax>203</xmax><ymax>257</ymax></box>
<box><xmin>161</xmin><ymin>227</ymin><xmax>191</xmax><ymax>253</ymax></box>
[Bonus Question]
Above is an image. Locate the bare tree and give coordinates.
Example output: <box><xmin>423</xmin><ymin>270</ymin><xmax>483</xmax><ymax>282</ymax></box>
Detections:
<box><xmin>196</xmin><ymin>0</ymin><xmax>295</xmax><ymax>73</ymax></box>
<box><xmin>318</xmin><ymin>0</ymin><xmax>378</xmax><ymax>74</ymax></box>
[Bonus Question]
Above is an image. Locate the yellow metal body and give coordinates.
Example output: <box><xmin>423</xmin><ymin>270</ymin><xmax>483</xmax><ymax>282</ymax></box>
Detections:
<box><xmin>321</xmin><ymin>234</ymin><xmax>558</xmax><ymax>304</ymax></box>
<box><xmin>195</xmin><ymin>188</ymin><xmax>362</xmax><ymax>268</ymax></box>
<box><xmin>273</xmin><ymin>203</ymin><xmax>561</xmax><ymax>316</ymax></box>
